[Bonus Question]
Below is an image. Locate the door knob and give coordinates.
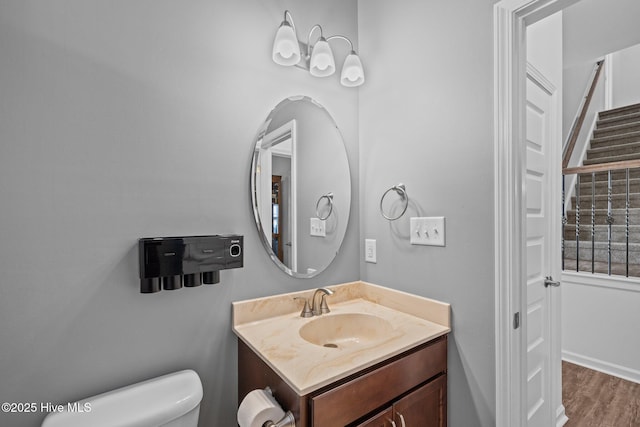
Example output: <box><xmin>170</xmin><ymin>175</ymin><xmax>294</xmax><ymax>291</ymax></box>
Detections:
<box><xmin>544</xmin><ymin>276</ymin><xmax>560</xmax><ymax>287</ymax></box>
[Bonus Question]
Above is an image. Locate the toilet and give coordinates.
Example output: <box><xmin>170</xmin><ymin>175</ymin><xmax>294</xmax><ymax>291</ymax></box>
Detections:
<box><xmin>41</xmin><ymin>369</ymin><xmax>203</xmax><ymax>427</ymax></box>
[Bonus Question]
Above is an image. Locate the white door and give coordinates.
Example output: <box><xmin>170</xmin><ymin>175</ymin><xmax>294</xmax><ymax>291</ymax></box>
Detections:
<box><xmin>524</xmin><ymin>67</ymin><xmax>560</xmax><ymax>427</ymax></box>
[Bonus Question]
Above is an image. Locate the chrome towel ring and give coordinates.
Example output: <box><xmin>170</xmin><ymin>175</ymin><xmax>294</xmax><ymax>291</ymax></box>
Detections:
<box><xmin>380</xmin><ymin>183</ymin><xmax>409</xmax><ymax>221</ymax></box>
<box><xmin>316</xmin><ymin>192</ymin><xmax>334</xmax><ymax>220</ymax></box>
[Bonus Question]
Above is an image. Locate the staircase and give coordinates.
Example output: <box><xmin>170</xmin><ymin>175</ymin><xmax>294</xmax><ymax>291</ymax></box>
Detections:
<box><xmin>563</xmin><ymin>102</ymin><xmax>640</xmax><ymax>276</ymax></box>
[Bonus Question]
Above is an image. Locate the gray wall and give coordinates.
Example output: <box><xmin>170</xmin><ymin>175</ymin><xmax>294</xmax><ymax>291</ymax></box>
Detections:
<box><xmin>295</xmin><ymin>105</ymin><xmax>350</xmax><ymax>274</ymax></box>
<box><xmin>562</xmin><ymin>0</ymin><xmax>640</xmax><ymax>139</ymax></box>
<box><xmin>357</xmin><ymin>1</ymin><xmax>496</xmax><ymax>426</ymax></box>
<box><xmin>611</xmin><ymin>43</ymin><xmax>640</xmax><ymax>108</ymax></box>
<box><xmin>0</xmin><ymin>1</ymin><xmax>359</xmax><ymax>426</ymax></box>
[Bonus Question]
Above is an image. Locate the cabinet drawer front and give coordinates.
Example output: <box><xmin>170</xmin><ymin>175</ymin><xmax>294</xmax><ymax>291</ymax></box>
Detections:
<box><xmin>311</xmin><ymin>337</ymin><xmax>447</xmax><ymax>427</ymax></box>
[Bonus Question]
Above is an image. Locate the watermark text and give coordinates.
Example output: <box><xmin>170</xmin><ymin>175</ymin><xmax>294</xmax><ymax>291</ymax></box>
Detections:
<box><xmin>2</xmin><ymin>402</ymin><xmax>92</xmax><ymax>413</ymax></box>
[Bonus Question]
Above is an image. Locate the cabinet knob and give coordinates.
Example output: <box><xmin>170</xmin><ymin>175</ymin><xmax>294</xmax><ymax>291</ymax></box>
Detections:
<box><xmin>396</xmin><ymin>412</ymin><xmax>406</xmax><ymax>427</ymax></box>
<box><xmin>386</xmin><ymin>419</ymin><xmax>397</xmax><ymax>427</ymax></box>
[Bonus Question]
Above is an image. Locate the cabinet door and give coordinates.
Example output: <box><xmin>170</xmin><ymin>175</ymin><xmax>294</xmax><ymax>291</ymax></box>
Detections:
<box><xmin>392</xmin><ymin>374</ymin><xmax>446</xmax><ymax>427</ymax></box>
<box><xmin>355</xmin><ymin>408</ymin><xmax>395</xmax><ymax>427</ymax></box>
<box><xmin>311</xmin><ymin>338</ymin><xmax>447</xmax><ymax>426</ymax></box>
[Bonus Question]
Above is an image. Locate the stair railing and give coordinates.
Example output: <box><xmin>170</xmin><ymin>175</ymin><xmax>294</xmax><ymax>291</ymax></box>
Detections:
<box><xmin>563</xmin><ymin>160</ymin><xmax>640</xmax><ymax>277</ymax></box>
<box><xmin>562</xmin><ymin>60</ymin><xmax>605</xmax><ymax>169</ymax></box>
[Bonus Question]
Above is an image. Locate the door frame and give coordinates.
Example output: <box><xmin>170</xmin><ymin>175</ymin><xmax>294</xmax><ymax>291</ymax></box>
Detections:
<box><xmin>494</xmin><ymin>0</ymin><xmax>579</xmax><ymax>426</ymax></box>
<box><xmin>262</xmin><ymin>120</ymin><xmax>298</xmax><ymax>272</ymax></box>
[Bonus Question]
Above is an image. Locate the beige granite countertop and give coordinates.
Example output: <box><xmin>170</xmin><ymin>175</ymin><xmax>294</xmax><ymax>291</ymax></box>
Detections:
<box><xmin>232</xmin><ymin>281</ymin><xmax>451</xmax><ymax>395</ymax></box>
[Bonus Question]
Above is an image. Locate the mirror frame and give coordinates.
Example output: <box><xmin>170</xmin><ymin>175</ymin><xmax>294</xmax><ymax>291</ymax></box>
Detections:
<box><xmin>250</xmin><ymin>96</ymin><xmax>351</xmax><ymax>278</ymax></box>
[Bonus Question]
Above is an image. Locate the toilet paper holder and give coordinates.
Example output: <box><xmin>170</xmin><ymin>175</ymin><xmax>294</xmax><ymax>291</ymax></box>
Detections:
<box><xmin>262</xmin><ymin>387</ymin><xmax>295</xmax><ymax>427</ymax></box>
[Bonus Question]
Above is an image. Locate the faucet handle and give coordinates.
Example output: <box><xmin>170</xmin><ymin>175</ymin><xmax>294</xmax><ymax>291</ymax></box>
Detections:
<box><xmin>319</xmin><ymin>294</ymin><xmax>331</xmax><ymax>314</ymax></box>
<box><xmin>293</xmin><ymin>297</ymin><xmax>313</xmax><ymax>318</ymax></box>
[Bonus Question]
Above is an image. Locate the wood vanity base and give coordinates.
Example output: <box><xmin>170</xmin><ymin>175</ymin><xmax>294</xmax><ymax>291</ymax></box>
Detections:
<box><xmin>238</xmin><ymin>335</ymin><xmax>447</xmax><ymax>427</ymax></box>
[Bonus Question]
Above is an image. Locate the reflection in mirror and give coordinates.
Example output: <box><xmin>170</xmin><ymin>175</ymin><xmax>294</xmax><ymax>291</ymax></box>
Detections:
<box><xmin>251</xmin><ymin>96</ymin><xmax>351</xmax><ymax>278</ymax></box>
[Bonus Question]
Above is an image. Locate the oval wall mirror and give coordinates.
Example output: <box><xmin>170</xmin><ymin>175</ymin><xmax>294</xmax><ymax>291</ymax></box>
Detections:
<box><xmin>250</xmin><ymin>96</ymin><xmax>351</xmax><ymax>278</ymax></box>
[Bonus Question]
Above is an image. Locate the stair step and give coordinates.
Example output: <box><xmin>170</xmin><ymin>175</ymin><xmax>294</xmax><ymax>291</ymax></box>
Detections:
<box><xmin>562</xmin><ymin>257</ymin><xmax>640</xmax><ymax>277</ymax></box>
<box><xmin>563</xmin><ymin>240</ymin><xmax>640</xmax><ymax>264</ymax></box>
<box><xmin>564</xmin><ymin>104</ymin><xmax>640</xmax><ymax>275</ymax></box>
<box><xmin>575</xmin><ymin>177</ymin><xmax>640</xmax><ymax>193</ymax></box>
<box><xmin>586</xmin><ymin>141</ymin><xmax>640</xmax><ymax>160</ymax></box>
<box><xmin>593</xmin><ymin>122</ymin><xmax>640</xmax><ymax>139</ymax></box>
<box><xmin>563</xmin><ymin>224</ymin><xmax>640</xmax><ymax>244</ymax></box>
<box><xmin>598</xmin><ymin>103</ymin><xmax>640</xmax><ymax>119</ymax></box>
<box><xmin>589</xmin><ymin>131</ymin><xmax>640</xmax><ymax>149</ymax></box>
<box><xmin>597</xmin><ymin>111</ymin><xmax>640</xmax><ymax>129</ymax></box>
<box><xmin>571</xmin><ymin>193</ymin><xmax>640</xmax><ymax>209</ymax></box>
<box><xmin>566</xmin><ymin>208</ymin><xmax>640</xmax><ymax>226</ymax></box>
<box><xmin>583</xmin><ymin>152</ymin><xmax>640</xmax><ymax>165</ymax></box>
<box><xmin>567</xmin><ymin>169</ymin><xmax>640</xmax><ymax>182</ymax></box>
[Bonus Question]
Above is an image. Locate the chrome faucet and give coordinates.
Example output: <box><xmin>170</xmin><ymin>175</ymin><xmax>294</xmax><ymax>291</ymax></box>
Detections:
<box><xmin>310</xmin><ymin>287</ymin><xmax>334</xmax><ymax>316</ymax></box>
<box><xmin>294</xmin><ymin>287</ymin><xmax>334</xmax><ymax>317</ymax></box>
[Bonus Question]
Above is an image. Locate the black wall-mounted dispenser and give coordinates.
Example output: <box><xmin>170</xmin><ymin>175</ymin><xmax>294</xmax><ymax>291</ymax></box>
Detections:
<box><xmin>138</xmin><ymin>235</ymin><xmax>243</xmax><ymax>293</ymax></box>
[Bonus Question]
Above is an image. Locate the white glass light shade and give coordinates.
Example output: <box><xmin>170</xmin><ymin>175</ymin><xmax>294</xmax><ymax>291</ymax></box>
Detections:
<box><xmin>272</xmin><ymin>23</ymin><xmax>301</xmax><ymax>66</ymax></box>
<box><xmin>309</xmin><ymin>38</ymin><xmax>335</xmax><ymax>77</ymax></box>
<box><xmin>340</xmin><ymin>52</ymin><xmax>365</xmax><ymax>87</ymax></box>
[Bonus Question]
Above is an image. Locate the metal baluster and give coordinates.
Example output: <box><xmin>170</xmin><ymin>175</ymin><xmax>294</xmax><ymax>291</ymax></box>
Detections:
<box><xmin>626</xmin><ymin>168</ymin><xmax>630</xmax><ymax>277</ymax></box>
<box><xmin>607</xmin><ymin>170</ymin><xmax>613</xmax><ymax>276</ymax></box>
<box><xmin>562</xmin><ymin>175</ymin><xmax>566</xmax><ymax>271</ymax></box>
<box><xmin>576</xmin><ymin>174</ymin><xmax>581</xmax><ymax>272</ymax></box>
<box><xmin>591</xmin><ymin>172</ymin><xmax>596</xmax><ymax>274</ymax></box>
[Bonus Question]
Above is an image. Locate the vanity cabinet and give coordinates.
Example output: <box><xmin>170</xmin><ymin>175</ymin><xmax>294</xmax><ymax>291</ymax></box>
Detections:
<box><xmin>355</xmin><ymin>407</ymin><xmax>394</xmax><ymax>427</ymax></box>
<box><xmin>355</xmin><ymin>375</ymin><xmax>446</xmax><ymax>427</ymax></box>
<box><xmin>238</xmin><ymin>334</ymin><xmax>447</xmax><ymax>427</ymax></box>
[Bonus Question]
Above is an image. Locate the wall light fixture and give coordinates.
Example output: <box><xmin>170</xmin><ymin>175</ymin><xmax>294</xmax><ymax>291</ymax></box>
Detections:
<box><xmin>272</xmin><ymin>10</ymin><xmax>365</xmax><ymax>87</ymax></box>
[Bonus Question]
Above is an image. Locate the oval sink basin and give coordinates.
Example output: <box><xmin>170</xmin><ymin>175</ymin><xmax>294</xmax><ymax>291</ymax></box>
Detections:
<box><xmin>299</xmin><ymin>313</ymin><xmax>394</xmax><ymax>348</ymax></box>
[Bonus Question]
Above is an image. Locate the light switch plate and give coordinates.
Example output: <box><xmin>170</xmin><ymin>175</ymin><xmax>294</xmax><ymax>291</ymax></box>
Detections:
<box><xmin>410</xmin><ymin>217</ymin><xmax>446</xmax><ymax>246</ymax></box>
<box><xmin>310</xmin><ymin>218</ymin><xmax>326</xmax><ymax>237</ymax></box>
<box><xmin>365</xmin><ymin>239</ymin><xmax>377</xmax><ymax>263</ymax></box>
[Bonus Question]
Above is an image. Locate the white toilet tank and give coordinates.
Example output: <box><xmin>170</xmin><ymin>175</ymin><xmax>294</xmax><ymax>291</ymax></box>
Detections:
<box><xmin>41</xmin><ymin>369</ymin><xmax>203</xmax><ymax>427</ymax></box>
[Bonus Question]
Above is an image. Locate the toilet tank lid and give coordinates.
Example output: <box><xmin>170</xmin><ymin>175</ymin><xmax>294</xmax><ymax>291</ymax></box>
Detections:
<box><xmin>41</xmin><ymin>369</ymin><xmax>203</xmax><ymax>427</ymax></box>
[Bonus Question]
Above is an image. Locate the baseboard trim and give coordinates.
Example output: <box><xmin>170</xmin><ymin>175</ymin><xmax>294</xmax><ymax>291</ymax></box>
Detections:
<box><xmin>556</xmin><ymin>404</ymin><xmax>568</xmax><ymax>427</ymax></box>
<box><xmin>562</xmin><ymin>350</ymin><xmax>640</xmax><ymax>384</ymax></box>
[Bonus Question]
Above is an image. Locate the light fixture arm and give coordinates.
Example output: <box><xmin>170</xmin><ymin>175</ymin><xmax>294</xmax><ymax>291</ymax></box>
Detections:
<box><xmin>306</xmin><ymin>24</ymin><xmax>325</xmax><ymax>59</ymax></box>
<box><xmin>326</xmin><ymin>35</ymin><xmax>356</xmax><ymax>53</ymax></box>
<box><xmin>283</xmin><ymin>10</ymin><xmax>296</xmax><ymax>31</ymax></box>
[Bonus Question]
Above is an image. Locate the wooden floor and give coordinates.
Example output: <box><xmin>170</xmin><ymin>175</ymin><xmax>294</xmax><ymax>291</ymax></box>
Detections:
<box><xmin>563</xmin><ymin>361</ymin><xmax>640</xmax><ymax>427</ymax></box>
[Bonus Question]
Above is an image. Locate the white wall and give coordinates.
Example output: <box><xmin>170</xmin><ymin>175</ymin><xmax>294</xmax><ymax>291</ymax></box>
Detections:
<box><xmin>528</xmin><ymin>12</ymin><xmax>563</xmax><ymax>89</ymax></box>
<box><xmin>562</xmin><ymin>61</ymin><xmax>605</xmax><ymax>143</ymax></box>
<box><xmin>563</xmin><ymin>0</ymin><xmax>640</xmax><ymax>69</ymax></box>
<box><xmin>358</xmin><ymin>1</ymin><xmax>495</xmax><ymax>426</ymax></box>
<box><xmin>611</xmin><ymin>43</ymin><xmax>640</xmax><ymax>108</ymax></box>
<box><xmin>0</xmin><ymin>1</ymin><xmax>360</xmax><ymax>426</ymax></box>
<box><xmin>562</xmin><ymin>0</ymin><xmax>640</xmax><ymax>138</ymax></box>
<box><xmin>561</xmin><ymin>273</ymin><xmax>640</xmax><ymax>383</ymax></box>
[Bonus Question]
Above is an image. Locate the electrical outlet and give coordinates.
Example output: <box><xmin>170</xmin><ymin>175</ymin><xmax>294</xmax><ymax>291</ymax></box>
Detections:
<box><xmin>410</xmin><ymin>217</ymin><xmax>446</xmax><ymax>246</ymax></box>
<box><xmin>310</xmin><ymin>218</ymin><xmax>326</xmax><ymax>237</ymax></box>
<box><xmin>365</xmin><ymin>239</ymin><xmax>377</xmax><ymax>263</ymax></box>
